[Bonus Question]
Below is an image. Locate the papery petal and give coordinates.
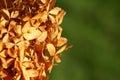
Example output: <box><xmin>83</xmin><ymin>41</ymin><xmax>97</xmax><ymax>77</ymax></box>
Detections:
<box><xmin>0</xmin><ymin>70</ymin><xmax>7</xmax><ymax>78</ymax></box>
<box><xmin>27</xmin><ymin>69</ymin><xmax>39</xmax><ymax>77</ymax></box>
<box><xmin>0</xmin><ymin>56</ymin><xmax>7</xmax><ymax>68</ymax></box>
<box><xmin>1</xmin><ymin>9</ymin><xmax>10</xmax><ymax>20</ymax></box>
<box><xmin>3</xmin><ymin>34</ymin><xmax>9</xmax><ymax>43</ymax></box>
<box><xmin>7</xmin><ymin>58</ymin><xmax>14</xmax><ymax>68</ymax></box>
<box><xmin>46</xmin><ymin>43</ymin><xmax>56</xmax><ymax>56</ymax></box>
<box><xmin>14</xmin><ymin>25</ymin><xmax>22</xmax><ymax>35</ymax></box>
<box><xmin>22</xmin><ymin>21</ymin><xmax>31</xmax><ymax>33</ymax></box>
<box><xmin>49</xmin><ymin>7</ymin><xmax>61</xmax><ymax>15</ymax></box>
<box><xmin>0</xmin><ymin>50</ymin><xmax>6</xmax><ymax>58</ymax></box>
<box><xmin>11</xmin><ymin>11</ymin><xmax>19</xmax><ymax>18</ymax></box>
<box><xmin>37</xmin><ymin>31</ymin><xmax>47</xmax><ymax>42</ymax></box>
<box><xmin>57</xmin><ymin>37</ymin><xmax>67</xmax><ymax>47</ymax></box>
<box><xmin>54</xmin><ymin>55</ymin><xmax>61</xmax><ymax>63</ymax></box>
<box><xmin>5</xmin><ymin>42</ymin><xmax>14</xmax><ymax>48</ymax></box>
<box><xmin>0</xmin><ymin>41</ymin><xmax>3</xmax><ymax>51</ymax></box>
<box><xmin>23</xmin><ymin>29</ymin><xmax>41</xmax><ymax>40</ymax></box>
<box><xmin>56</xmin><ymin>45</ymin><xmax>67</xmax><ymax>55</ymax></box>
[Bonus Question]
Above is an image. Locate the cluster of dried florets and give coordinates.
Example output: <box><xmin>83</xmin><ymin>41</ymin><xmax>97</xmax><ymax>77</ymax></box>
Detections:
<box><xmin>0</xmin><ymin>0</ymin><xmax>68</xmax><ymax>80</ymax></box>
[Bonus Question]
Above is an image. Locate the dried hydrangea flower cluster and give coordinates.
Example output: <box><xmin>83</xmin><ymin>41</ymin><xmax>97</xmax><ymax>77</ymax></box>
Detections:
<box><xmin>0</xmin><ymin>0</ymin><xmax>68</xmax><ymax>80</ymax></box>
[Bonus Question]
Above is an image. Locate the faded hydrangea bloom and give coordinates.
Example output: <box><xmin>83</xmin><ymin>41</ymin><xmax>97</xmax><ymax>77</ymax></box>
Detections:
<box><xmin>0</xmin><ymin>0</ymin><xmax>69</xmax><ymax>80</ymax></box>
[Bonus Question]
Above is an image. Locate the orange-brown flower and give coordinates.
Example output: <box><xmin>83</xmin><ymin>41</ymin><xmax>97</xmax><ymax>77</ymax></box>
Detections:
<box><xmin>0</xmin><ymin>0</ymin><xmax>68</xmax><ymax>80</ymax></box>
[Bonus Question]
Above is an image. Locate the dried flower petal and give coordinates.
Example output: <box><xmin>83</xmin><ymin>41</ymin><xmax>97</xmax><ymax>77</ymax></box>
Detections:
<box><xmin>0</xmin><ymin>50</ymin><xmax>6</xmax><ymax>58</ymax></box>
<box><xmin>0</xmin><ymin>0</ymin><xmax>69</xmax><ymax>79</ymax></box>
<box><xmin>7</xmin><ymin>58</ymin><xmax>14</xmax><ymax>68</ymax></box>
<box><xmin>19</xmin><ymin>44</ymin><xmax>25</xmax><ymax>62</ymax></box>
<box><xmin>27</xmin><ymin>69</ymin><xmax>39</xmax><ymax>77</ymax></box>
<box><xmin>1</xmin><ymin>9</ymin><xmax>10</xmax><ymax>19</ymax></box>
<box><xmin>55</xmin><ymin>55</ymin><xmax>61</xmax><ymax>63</ymax></box>
<box><xmin>11</xmin><ymin>11</ymin><xmax>19</xmax><ymax>18</ymax></box>
<box><xmin>22</xmin><ymin>21</ymin><xmax>31</xmax><ymax>33</ymax></box>
<box><xmin>46</xmin><ymin>43</ymin><xmax>56</xmax><ymax>56</ymax></box>
<box><xmin>57</xmin><ymin>10</ymin><xmax>66</xmax><ymax>25</ymax></box>
<box><xmin>23</xmin><ymin>29</ymin><xmax>41</xmax><ymax>40</ymax></box>
<box><xmin>0</xmin><ymin>70</ymin><xmax>7</xmax><ymax>78</ymax></box>
<box><xmin>14</xmin><ymin>25</ymin><xmax>22</xmax><ymax>35</ymax></box>
<box><xmin>49</xmin><ymin>7</ymin><xmax>61</xmax><ymax>15</ymax></box>
<box><xmin>22</xmin><ymin>16</ymin><xmax>30</xmax><ymax>21</ymax></box>
<box><xmin>0</xmin><ymin>41</ymin><xmax>3</xmax><ymax>51</ymax></box>
<box><xmin>5</xmin><ymin>42</ymin><xmax>14</xmax><ymax>48</ymax></box>
<box><xmin>56</xmin><ymin>45</ymin><xmax>67</xmax><ymax>55</ymax></box>
<box><xmin>3</xmin><ymin>33</ymin><xmax>9</xmax><ymax>43</ymax></box>
<box><xmin>57</xmin><ymin>37</ymin><xmax>67</xmax><ymax>47</ymax></box>
<box><xmin>0</xmin><ymin>56</ymin><xmax>7</xmax><ymax>68</ymax></box>
<box><xmin>37</xmin><ymin>31</ymin><xmax>47</xmax><ymax>42</ymax></box>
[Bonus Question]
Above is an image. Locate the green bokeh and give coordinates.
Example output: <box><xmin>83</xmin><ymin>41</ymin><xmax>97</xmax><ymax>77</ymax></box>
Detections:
<box><xmin>51</xmin><ymin>0</ymin><xmax>120</xmax><ymax>80</ymax></box>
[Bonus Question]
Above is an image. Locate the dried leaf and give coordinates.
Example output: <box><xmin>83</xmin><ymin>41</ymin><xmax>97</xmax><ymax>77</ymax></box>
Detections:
<box><xmin>46</xmin><ymin>43</ymin><xmax>56</xmax><ymax>56</ymax></box>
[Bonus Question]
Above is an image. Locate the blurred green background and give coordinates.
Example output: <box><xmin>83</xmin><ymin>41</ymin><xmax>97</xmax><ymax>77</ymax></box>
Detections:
<box><xmin>51</xmin><ymin>0</ymin><xmax>120</xmax><ymax>80</ymax></box>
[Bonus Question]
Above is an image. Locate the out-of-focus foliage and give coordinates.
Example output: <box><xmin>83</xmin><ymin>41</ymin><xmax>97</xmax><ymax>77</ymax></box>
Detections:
<box><xmin>51</xmin><ymin>0</ymin><xmax>120</xmax><ymax>80</ymax></box>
